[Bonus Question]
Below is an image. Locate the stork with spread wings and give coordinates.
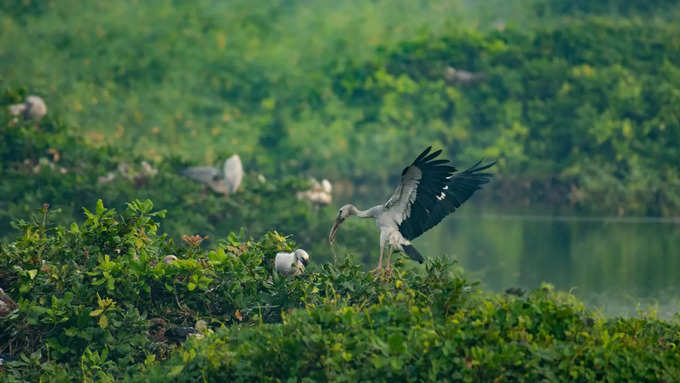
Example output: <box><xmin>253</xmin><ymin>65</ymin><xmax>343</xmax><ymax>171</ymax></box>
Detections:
<box><xmin>329</xmin><ymin>147</ymin><xmax>495</xmax><ymax>275</ymax></box>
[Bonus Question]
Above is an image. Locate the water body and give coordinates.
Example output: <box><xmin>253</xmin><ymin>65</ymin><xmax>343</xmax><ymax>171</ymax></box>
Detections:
<box><xmin>414</xmin><ymin>210</ymin><xmax>680</xmax><ymax>318</ymax></box>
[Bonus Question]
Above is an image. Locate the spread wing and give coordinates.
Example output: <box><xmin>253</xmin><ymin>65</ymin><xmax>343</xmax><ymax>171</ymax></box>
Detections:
<box><xmin>180</xmin><ymin>166</ymin><xmax>222</xmax><ymax>185</ymax></box>
<box><xmin>385</xmin><ymin>146</ymin><xmax>495</xmax><ymax>240</ymax></box>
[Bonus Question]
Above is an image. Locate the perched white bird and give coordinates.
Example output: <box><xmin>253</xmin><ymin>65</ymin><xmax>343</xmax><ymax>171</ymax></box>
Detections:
<box><xmin>181</xmin><ymin>154</ymin><xmax>243</xmax><ymax>195</ymax></box>
<box><xmin>321</xmin><ymin>179</ymin><xmax>332</xmax><ymax>194</ymax></box>
<box><xmin>9</xmin><ymin>95</ymin><xmax>47</xmax><ymax>121</ymax></box>
<box><xmin>444</xmin><ymin>67</ymin><xmax>485</xmax><ymax>84</ymax></box>
<box><xmin>297</xmin><ymin>178</ymin><xmax>333</xmax><ymax>206</ymax></box>
<box><xmin>140</xmin><ymin>161</ymin><xmax>158</xmax><ymax>177</ymax></box>
<box><xmin>162</xmin><ymin>255</ymin><xmax>178</xmax><ymax>264</ymax></box>
<box><xmin>274</xmin><ymin>249</ymin><xmax>310</xmax><ymax>276</ymax></box>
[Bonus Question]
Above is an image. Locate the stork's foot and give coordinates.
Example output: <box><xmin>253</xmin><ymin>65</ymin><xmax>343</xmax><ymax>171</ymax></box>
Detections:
<box><xmin>384</xmin><ymin>266</ymin><xmax>393</xmax><ymax>278</ymax></box>
<box><xmin>370</xmin><ymin>266</ymin><xmax>393</xmax><ymax>280</ymax></box>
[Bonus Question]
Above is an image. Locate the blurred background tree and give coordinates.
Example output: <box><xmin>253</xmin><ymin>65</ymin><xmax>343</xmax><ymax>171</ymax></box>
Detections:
<box><xmin>2</xmin><ymin>0</ymin><xmax>678</xmax><ymax>216</ymax></box>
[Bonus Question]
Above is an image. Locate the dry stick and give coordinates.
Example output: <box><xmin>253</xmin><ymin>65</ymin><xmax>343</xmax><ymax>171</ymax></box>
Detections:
<box><xmin>174</xmin><ymin>293</ymin><xmax>191</xmax><ymax>316</ymax></box>
<box><xmin>41</xmin><ymin>203</ymin><xmax>49</xmax><ymax>227</ymax></box>
<box><xmin>0</xmin><ymin>288</ymin><xmax>17</xmax><ymax>310</ymax></box>
<box><xmin>40</xmin><ymin>203</ymin><xmax>49</xmax><ymax>238</ymax></box>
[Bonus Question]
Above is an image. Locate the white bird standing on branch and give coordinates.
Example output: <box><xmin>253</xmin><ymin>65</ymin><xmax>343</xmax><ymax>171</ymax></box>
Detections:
<box><xmin>329</xmin><ymin>147</ymin><xmax>495</xmax><ymax>274</ymax></box>
<box><xmin>9</xmin><ymin>95</ymin><xmax>47</xmax><ymax>121</ymax></box>
<box><xmin>275</xmin><ymin>249</ymin><xmax>310</xmax><ymax>277</ymax></box>
<box><xmin>181</xmin><ymin>154</ymin><xmax>243</xmax><ymax>195</ymax></box>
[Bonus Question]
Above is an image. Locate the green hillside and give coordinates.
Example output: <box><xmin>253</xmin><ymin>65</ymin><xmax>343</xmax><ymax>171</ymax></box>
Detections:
<box><xmin>2</xmin><ymin>1</ymin><xmax>679</xmax><ymax>215</ymax></box>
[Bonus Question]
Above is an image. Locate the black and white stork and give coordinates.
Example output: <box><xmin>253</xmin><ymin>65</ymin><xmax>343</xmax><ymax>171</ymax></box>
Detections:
<box><xmin>328</xmin><ymin>147</ymin><xmax>495</xmax><ymax>274</ymax></box>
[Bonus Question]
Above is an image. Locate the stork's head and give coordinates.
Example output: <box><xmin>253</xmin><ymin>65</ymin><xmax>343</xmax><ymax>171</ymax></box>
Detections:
<box><xmin>294</xmin><ymin>249</ymin><xmax>309</xmax><ymax>267</ymax></box>
<box><xmin>329</xmin><ymin>204</ymin><xmax>355</xmax><ymax>244</ymax></box>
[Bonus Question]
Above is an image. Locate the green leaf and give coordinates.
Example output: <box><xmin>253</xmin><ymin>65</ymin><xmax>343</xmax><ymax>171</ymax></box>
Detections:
<box><xmin>168</xmin><ymin>365</ymin><xmax>184</xmax><ymax>377</ymax></box>
<box><xmin>388</xmin><ymin>333</ymin><xmax>405</xmax><ymax>354</ymax></box>
<box><xmin>144</xmin><ymin>199</ymin><xmax>153</xmax><ymax>211</ymax></box>
<box><xmin>64</xmin><ymin>328</ymin><xmax>78</xmax><ymax>337</ymax></box>
<box><xmin>96</xmin><ymin>199</ymin><xmax>105</xmax><ymax>216</ymax></box>
<box><xmin>187</xmin><ymin>282</ymin><xmax>197</xmax><ymax>291</ymax></box>
<box><xmin>82</xmin><ymin>207</ymin><xmax>94</xmax><ymax>220</ymax></box>
<box><xmin>99</xmin><ymin>314</ymin><xmax>109</xmax><ymax>328</ymax></box>
<box><xmin>89</xmin><ymin>309</ymin><xmax>103</xmax><ymax>317</ymax></box>
<box><xmin>27</xmin><ymin>269</ymin><xmax>38</xmax><ymax>280</ymax></box>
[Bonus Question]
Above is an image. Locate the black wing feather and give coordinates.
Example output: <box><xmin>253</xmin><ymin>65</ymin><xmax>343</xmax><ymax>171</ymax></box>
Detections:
<box><xmin>422</xmin><ymin>149</ymin><xmax>442</xmax><ymax>162</ymax></box>
<box><xmin>414</xmin><ymin>146</ymin><xmax>432</xmax><ymax>162</ymax></box>
<box><xmin>398</xmin><ymin>151</ymin><xmax>495</xmax><ymax>241</ymax></box>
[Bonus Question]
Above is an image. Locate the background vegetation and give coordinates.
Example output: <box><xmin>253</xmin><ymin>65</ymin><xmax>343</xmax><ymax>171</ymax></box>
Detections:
<box><xmin>1</xmin><ymin>0</ymin><xmax>679</xmax><ymax>216</ymax></box>
<box><xmin>0</xmin><ymin>105</ymin><xmax>375</xmax><ymax>264</ymax></box>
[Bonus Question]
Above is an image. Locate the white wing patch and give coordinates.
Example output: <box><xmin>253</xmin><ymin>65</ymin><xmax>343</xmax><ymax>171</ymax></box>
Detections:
<box><xmin>436</xmin><ymin>185</ymin><xmax>448</xmax><ymax>200</ymax></box>
<box><xmin>384</xmin><ymin>166</ymin><xmax>422</xmax><ymax>225</ymax></box>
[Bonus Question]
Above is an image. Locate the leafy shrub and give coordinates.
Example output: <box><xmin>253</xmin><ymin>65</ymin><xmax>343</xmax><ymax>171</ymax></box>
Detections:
<box><xmin>0</xmin><ymin>199</ymin><xmax>328</xmax><ymax>380</ymax></box>
<box><xmin>142</xmin><ymin>282</ymin><xmax>680</xmax><ymax>382</ymax></box>
<box><xmin>2</xmin><ymin>200</ymin><xmax>678</xmax><ymax>381</ymax></box>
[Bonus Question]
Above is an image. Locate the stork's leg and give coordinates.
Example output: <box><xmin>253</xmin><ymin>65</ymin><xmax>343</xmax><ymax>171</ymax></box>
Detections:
<box><xmin>384</xmin><ymin>247</ymin><xmax>394</xmax><ymax>277</ymax></box>
<box><xmin>371</xmin><ymin>245</ymin><xmax>384</xmax><ymax>274</ymax></box>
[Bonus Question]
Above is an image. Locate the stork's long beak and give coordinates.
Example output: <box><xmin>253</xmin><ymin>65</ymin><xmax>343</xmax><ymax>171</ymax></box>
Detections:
<box><xmin>329</xmin><ymin>217</ymin><xmax>344</xmax><ymax>244</ymax></box>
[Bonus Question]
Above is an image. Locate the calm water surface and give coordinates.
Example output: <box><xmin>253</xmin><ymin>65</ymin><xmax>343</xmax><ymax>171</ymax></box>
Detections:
<box><xmin>413</xmin><ymin>211</ymin><xmax>680</xmax><ymax>318</ymax></box>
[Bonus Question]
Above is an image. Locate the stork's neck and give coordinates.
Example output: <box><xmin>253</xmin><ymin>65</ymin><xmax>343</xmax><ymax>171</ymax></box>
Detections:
<box><xmin>351</xmin><ymin>205</ymin><xmax>381</xmax><ymax>218</ymax></box>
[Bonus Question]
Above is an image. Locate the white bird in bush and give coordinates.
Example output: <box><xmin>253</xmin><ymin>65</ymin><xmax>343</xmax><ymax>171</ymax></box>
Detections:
<box><xmin>9</xmin><ymin>95</ymin><xmax>47</xmax><ymax>121</ymax></box>
<box><xmin>181</xmin><ymin>154</ymin><xmax>243</xmax><ymax>195</ymax></box>
<box><xmin>329</xmin><ymin>146</ymin><xmax>495</xmax><ymax>274</ymax></box>
<box><xmin>275</xmin><ymin>249</ymin><xmax>310</xmax><ymax>276</ymax></box>
<box><xmin>297</xmin><ymin>178</ymin><xmax>333</xmax><ymax>206</ymax></box>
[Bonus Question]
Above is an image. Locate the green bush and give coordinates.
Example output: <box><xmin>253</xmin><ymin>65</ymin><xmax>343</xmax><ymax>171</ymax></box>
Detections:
<box><xmin>142</xmin><ymin>286</ymin><xmax>680</xmax><ymax>382</ymax></box>
<box><xmin>1</xmin><ymin>200</ymin><xmax>678</xmax><ymax>381</ymax></box>
<box><xmin>0</xmin><ymin>199</ymin><xmax>321</xmax><ymax>380</ymax></box>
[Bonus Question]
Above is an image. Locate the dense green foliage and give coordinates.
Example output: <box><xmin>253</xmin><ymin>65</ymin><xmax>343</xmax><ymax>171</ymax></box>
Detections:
<box><xmin>1</xmin><ymin>202</ymin><xmax>678</xmax><ymax>381</ymax></box>
<box><xmin>0</xmin><ymin>99</ymin><xmax>375</xmax><ymax>261</ymax></box>
<box><xmin>2</xmin><ymin>1</ymin><xmax>679</xmax><ymax>215</ymax></box>
<box><xmin>537</xmin><ymin>0</ymin><xmax>680</xmax><ymax>16</ymax></box>
<box><xmin>0</xmin><ymin>199</ymin><xmax>311</xmax><ymax>380</ymax></box>
<box><xmin>327</xmin><ymin>19</ymin><xmax>680</xmax><ymax>214</ymax></box>
<box><xmin>145</xmin><ymin>288</ymin><xmax>680</xmax><ymax>382</ymax></box>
